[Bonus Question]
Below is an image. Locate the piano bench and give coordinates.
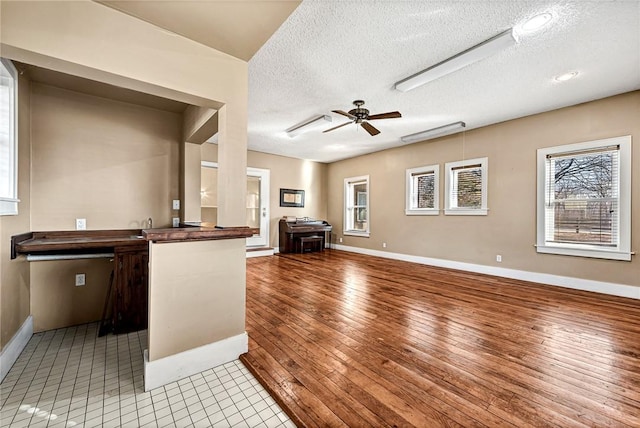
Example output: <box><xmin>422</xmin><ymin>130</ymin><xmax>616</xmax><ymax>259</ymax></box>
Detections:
<box><xmin>298</xmin><ymin>236</ymin><xmax>324</xmax><ymax>253</ymax></box>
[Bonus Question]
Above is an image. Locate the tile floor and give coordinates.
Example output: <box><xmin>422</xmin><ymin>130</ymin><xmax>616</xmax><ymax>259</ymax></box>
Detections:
<box><xmin>0</xmin><ymin>323</ymin><xmax>294</xmax><ymax>427</ymax></box>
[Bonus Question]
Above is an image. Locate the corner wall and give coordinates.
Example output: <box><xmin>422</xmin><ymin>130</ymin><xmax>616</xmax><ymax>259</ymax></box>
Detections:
<box><xmin>327</xmin><ymin>92</ymin><xmax>640</xmax><ymax>289</ymax></box>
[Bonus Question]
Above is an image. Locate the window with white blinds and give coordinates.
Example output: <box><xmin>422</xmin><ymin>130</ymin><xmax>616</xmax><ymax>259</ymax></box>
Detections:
<box><xmin>344</xmin><ymin>175</ymin><xmax>370</xmax><ymax>236</ymax></box>
<box><xmin>445</xmin><ymin>157</ymin><xmax>488</xmax><ymax>215</ymax></box>
<box><xmin>405</xmin><ymin>164</ymin><xmax>439</xmax><ymax>215</ymax></box>
<box><xmin>0</xmin><ymin>58</ymin><xmax>18</xmax><ymax>215</ymax></box>
<box><xmin>536</xmin><ymin>136</ymin><xmax>631</xmax><ymax>261</ymax></box>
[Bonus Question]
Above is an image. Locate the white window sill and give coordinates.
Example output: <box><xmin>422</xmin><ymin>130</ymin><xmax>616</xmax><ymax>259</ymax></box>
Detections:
<box><xmin>0</xmin><ymin>199</ymin><xmax>19</xmax><ymax>216</ymax></box>
<box><xmin>536</xmin><ymin>244</ymin><xmax>633</xmax><ymax>261</ymax></box>
<box><xmin>344</xmin><ymin>231</ymin><xmax>370</xmax><ymax>238</ymax></box>
<box><xmin>405</xmin><ymin>209</ymin><xmax>439</xmax><ymax>216</ymax></box>
<box><xmin>445</xmin><ymin>208</ymin><xmax>487</xmax><ymax>216</ymax></box>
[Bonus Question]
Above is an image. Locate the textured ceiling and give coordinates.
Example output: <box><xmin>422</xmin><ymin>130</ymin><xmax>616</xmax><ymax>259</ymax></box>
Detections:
<box><xmin>248</xmin><ymin>0</ymin><xmax>640</xmax><ymax>163</ymax></box>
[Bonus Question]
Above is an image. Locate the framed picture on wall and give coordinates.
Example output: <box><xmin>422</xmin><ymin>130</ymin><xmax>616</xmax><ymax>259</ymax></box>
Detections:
<box><xmin>280</xmin><ymin>188</ymin><xmax>305</xmax><ymax>207</ymax></box>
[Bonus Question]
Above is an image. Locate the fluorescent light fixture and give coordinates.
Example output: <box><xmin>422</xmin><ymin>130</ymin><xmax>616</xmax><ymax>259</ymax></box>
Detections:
<box><xmin>401</xmin><ymin>121</ymin><xmax>466</xmax><ymax>143</ymax></box>
<box><xmin>395</xmin><ymin>29</ymin><xmax>517</xmax><ymax>92</ymax></box>
<box><xmin>286</xmin><ymin>115</ymin><xmax>332</xmax><ymax>138</ymax></box>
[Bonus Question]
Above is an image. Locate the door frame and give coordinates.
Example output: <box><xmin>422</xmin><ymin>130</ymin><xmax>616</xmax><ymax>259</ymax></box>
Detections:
<box><xmin>201</xmin><ymin>161</ymin><xmax>270</xmax><ymax>247</ymax></box>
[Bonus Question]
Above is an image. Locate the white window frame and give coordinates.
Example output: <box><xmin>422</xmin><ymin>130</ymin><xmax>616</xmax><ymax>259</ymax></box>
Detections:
<box><xmin>444</xmin><ymin>157</ymin><xmax>488</xmax><ymax>215</ymax></box>
<box><xmin>0</xmin><ymin>58</ymin><xmax>19</xmax><ymax>215</ymax></box>
<box><xmin>405</xmin><ymin>164</ymin><xmax>439</xmax><ymax>215</ymax></box>
<box><xmin>536</xmin><ymin>136</ymin><xmax>632</xmax><ymax>261</ymax></box>
<box><xmin>344</xmin><ymin>175</ymin><xmax>370</xmax><ymax>237</ymax></box>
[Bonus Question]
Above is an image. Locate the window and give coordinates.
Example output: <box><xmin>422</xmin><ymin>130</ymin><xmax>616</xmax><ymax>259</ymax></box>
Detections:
<box><xmin>0</xmin><ymin>58</ymin><xmax>18</xmax><ymax>215</ymax></box>
<box><xmin>344</xmin><ymin>175</ymin><xmax>369</xmax><ymax>236</ymax></box>
<box><xmin>537</xmin><ymin>136</ymin><xmax>631</xmax><ymax>261</ymax></box>
<box><xmin>444</xmin><ymin>157</ymin><xmax>488</xmax><ymax>215</ymax></box>
<box><xmin>406</xmin><ymin>165</ymin><xmax>439</xmax><ymax>215</ymax></box>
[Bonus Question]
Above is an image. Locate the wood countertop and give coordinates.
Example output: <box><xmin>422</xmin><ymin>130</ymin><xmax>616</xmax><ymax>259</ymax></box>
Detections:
<box><xmin>12</xmin><ymin>226</ymin><xmax>253</xmax><ymax>259</ymax></box>
<box><xmin>143</xmin><ymin>226</ymin><xmax>253</xmax><ymax>242</ymax></box>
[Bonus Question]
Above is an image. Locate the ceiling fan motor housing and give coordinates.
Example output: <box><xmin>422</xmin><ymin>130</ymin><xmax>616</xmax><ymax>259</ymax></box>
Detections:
<box><xmin>348</xmin><ymin>100</ymin><xmax>369</xmax><ymax>123</ymax></box>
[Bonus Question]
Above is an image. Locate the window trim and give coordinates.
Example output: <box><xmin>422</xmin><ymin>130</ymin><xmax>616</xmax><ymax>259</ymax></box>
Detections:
<box><xmin>344</xmin><ymin>175</ymin><xmax>370</xmax><ymax>237</ymax></box>
<box><xmin>405</xmin><ymin>164</ymin><xmax>439</xmax><ymax>215</ymax></box>
<box><xmin>0</xmin><ymin>58</ymin><xmax>19</xmax><ymax>216</ymax></box>
<box><xmin>536</xmin><ymin>136</ymin><xmax>632</xmax><ymax>261</ymax></box>
<box><xmin>444</xmin><ymin>157</ymin><xmax>488</xmax><ymax>216</ymax></box>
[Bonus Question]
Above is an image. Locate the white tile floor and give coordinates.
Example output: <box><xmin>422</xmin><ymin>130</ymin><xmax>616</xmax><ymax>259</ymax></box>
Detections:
<box><xmin>0</xmin><ymin>323</ymin><xmax>294</xmax><ymax>427</ymax></box>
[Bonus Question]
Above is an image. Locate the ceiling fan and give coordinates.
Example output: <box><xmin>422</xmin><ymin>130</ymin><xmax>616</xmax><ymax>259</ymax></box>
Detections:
<box><xmin>324</xmin><ymin>100</ymin><xmax>401</xmax><ymax>136</ymax></box>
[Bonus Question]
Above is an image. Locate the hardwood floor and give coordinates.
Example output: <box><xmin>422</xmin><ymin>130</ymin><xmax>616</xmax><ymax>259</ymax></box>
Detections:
<box><xmin>240</xmin><ymin>250</ymin><xmax>640</xmax><ymax>427</ymax></box>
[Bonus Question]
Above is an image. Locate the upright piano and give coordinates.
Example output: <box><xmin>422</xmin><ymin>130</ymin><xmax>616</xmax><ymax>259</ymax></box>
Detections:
<box><xmin>279</xmin><ymin>218</ymin><xmax>332</xmax><ymax>253</ymax></box>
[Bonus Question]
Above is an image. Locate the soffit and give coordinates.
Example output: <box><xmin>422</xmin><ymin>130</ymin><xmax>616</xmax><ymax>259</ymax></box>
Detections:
<box><xmin>98</xmin><ymin>0</ymin><xmax>301</xmax><ymax>61</ymax></box>
<box><xmin>19</xmin><ymin>63</ymin><xmax>189</xmax><ymax>113</ymax></box>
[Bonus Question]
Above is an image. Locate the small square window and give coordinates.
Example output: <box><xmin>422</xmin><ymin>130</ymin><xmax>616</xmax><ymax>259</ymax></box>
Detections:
<box><xmin>344</xmin><ymin>175</ymin><xmax>369</xmax><ymax>237</ymax></box>
<box><xmin>444</xmin><ymin>157</ymin><xmax>488</xmax><ymax>215</ymax></box>
<box><xmin>405</xmin><ymin>165</ymin><xmax>439</xmax><ymax>215</ymax></box>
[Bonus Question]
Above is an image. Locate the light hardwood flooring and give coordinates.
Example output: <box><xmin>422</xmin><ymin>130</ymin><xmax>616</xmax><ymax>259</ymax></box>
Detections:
<box><xmin>241</xmin><ymin>250</ymin><xmax>640</xmax><ymax>427</ymax></box>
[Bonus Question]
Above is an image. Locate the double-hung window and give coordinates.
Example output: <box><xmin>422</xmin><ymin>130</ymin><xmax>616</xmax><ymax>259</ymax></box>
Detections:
<box><xmin>0</xmin><ymin>58</ymin><xmax>18</xmax><ymax>215</ymax></box>
<box><xmin>344</xmin><ymin>175</ymin><xmax>369</xmax><ymax>237</ymax></box>
<box><xmin>536</xmin><ymin>136</ymin><xmax>631</xmax><ymax>261</ymax></box>
<box><xmin>406</xmin><ymin>165</ymin><xmax>439</xmax><ymax>215</ymax></box>
<box><xmin>444</xmin><ymin>157</ymin><xmax>488</xmax><ymax>215</ymax></box>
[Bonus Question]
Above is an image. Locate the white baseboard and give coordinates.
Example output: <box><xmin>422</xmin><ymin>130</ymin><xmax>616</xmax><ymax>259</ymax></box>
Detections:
<box><xmin>333</xmin><ymin>244</ymin><xmax>640</xmax><ymax>300</ymax></box>
<box><xmin>246</xmin><ymin>248</ymin><xmax>275</xmax><ymax>258</ymax></box>
<box><xmin>144</xmin><ymin>332</ymin><xmax>248</xmax><ymax>391</ymax></box>
<box><xmin>1</xmin><ymin>315</ymin><xmax>33</xmax><ymax>383</ymax></box>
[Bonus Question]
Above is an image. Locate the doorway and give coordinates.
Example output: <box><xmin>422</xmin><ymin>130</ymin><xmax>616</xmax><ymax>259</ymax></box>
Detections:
<box><xmin>201</xmin><ymin>162</ymin><xmax>270</xmax><ymax>248</ymax></box>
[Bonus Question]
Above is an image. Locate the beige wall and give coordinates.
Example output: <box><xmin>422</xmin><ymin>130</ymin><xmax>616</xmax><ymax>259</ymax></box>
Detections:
<box><xmin>31</xmin><ymin>83</ymin><xmax>181</xmax><ymax>231</ymax></box>
<box><xmin>148</xmin><ymin>239</ymin><xmax>246</xmax><ymax>361</ymax></box>
<box><xmin>328</xmin><ymin>92</ymin><xmax>640</xmax><ymax>288</ymax></box>
<box><xmin>202</xmin><ymin>145</ymin><xmax>328</xmax><ymax>248</ymax></box>
<box><xmin>30</xmin><ymin>259</ymin><xmax>113</xmax><ymax>332</ymax></box>
<box><xmin>27</xmin><ymin>83</ymin><xmax>181</xmax><ymax>332</ymax></box>
<box><xmin>0</xmin><ymin>74</ymin><xmax>31</xmax><ymax>350</ymax></box>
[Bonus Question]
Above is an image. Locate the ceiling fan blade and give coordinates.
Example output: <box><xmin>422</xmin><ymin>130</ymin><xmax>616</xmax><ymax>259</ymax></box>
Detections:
<box><xmin>323</xmin><ymin>121</ymin><xmax>352</xmax><ymax>133</ymax></box>
<box><xmin>332</xmin><ymin>110</ymin><xmax>356</xmax><ymax>120</ymax></box>
<box><xmin>361</xmin><ymin>121</ymin><xmax>380</xmax><ymax>136</ymax></box>
<box><xmin>367</xmin><ymin>111</ymin><xmax>402</xmax><ymax>120</ymax></box>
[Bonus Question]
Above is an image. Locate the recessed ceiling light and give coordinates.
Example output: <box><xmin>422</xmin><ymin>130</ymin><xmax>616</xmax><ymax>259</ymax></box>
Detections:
<box><xmin>521</xmin><ymin>12</ymin><xmax>553</xmax><ymax>32</ymax></box>
<box><xmin>555</xmin><ymin>71</ymin><xmax>579</xmax><ymax>82</ymax></box>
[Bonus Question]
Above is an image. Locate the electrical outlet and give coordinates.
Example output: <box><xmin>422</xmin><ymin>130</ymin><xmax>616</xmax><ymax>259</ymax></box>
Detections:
<box><xmin>339</xmin><ymin>237</ymin><xmax>343</xmax><ymax>243</ymax></box>
<box><xmin>172</xmin><ymin>217</ymin><xmax>180</xmax><ymax>227</ymax></box>
<box><xmin>172</xmin><ymin>200</ymin><xmax>180</xmax><ymax>210</ymax></box>
<box><xmin>76</xmin><ymin>218</ymin><xmax>86</xmax><ymax>230</ymax></box>
<box><xmin>75</xmin><ymin>273</ymin><xmax>86</xmax><ymax>286</ymax></box>
<box><xmin>496</xmin><ymin>255</ymin><xmax>502</xmax><ymax>262</ymax></box>
<box><xmin>382</xmin><ymin>242</ymin><xmax>387</xmax><ymax>248</ymax></box>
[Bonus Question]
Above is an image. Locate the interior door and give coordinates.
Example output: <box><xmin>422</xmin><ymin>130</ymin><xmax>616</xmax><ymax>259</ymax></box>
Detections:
<box><xmin>201</xmin><ymin>162</ymin><xmax>270</xmax><ymax>248</ymax></box>
<box><xmin>245</xmin><ymin>167</ymin><xmax>270</xmax><ymax>247</ymax></box>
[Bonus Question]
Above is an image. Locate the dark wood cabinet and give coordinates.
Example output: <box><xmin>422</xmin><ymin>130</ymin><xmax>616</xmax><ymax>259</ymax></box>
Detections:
<box><xmin>113</xmin><ymin>246</ymin><xmax>148</xmax><ymax>334</ymax></box>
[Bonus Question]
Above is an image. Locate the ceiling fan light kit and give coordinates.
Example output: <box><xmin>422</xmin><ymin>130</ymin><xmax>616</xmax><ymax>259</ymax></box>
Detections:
<box><xmin>324</xmin><ymin>100</ymin><xmax>402</xmax><ymax>136</ymax></box>
<box><xmin>401</xmin><ymin>121</ymin><xmax>466</xmax><ymax>144</ymax></box>
<box><xmin>286</xmin><ymin>114</ymin><xmax>332</xmax><ymax>138</ymax></box>
<box><xmin>394</xmin><ymin>28</ymin><xmax>517</xmax><ymax>92</ymax></box>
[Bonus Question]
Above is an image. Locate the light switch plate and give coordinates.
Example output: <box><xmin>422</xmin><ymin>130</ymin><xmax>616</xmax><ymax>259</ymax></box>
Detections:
<box><xmin>76</xmin><ymin>218</ymin><xmax>86</xmax><ymax>230</ymax></box>
<box><xmin>75</xmin><ymin>273</ymin><xmax>86</xmax><ymax>286</ymax></box>
<box><xmin>172</xmin><ymin>217</ymin><xmax>180</xmax><ymax>227</ymax></box>
<box><xmin>172</xmin><ymin>200</ymin><xmax>180</xmax><ymax>210</ymax></box>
